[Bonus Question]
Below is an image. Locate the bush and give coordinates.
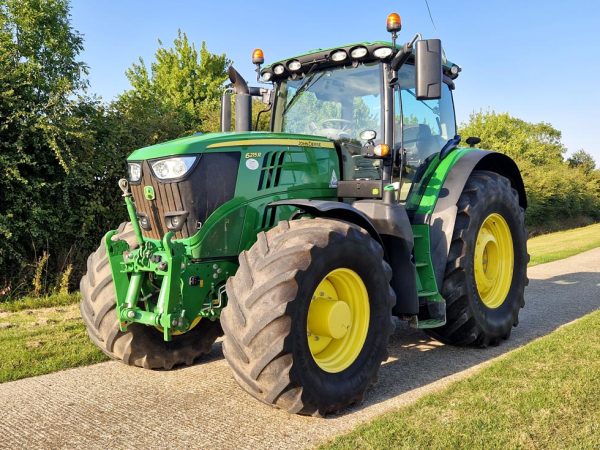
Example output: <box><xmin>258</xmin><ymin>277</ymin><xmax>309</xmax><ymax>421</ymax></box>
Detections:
<box><xmin>521</xmin><ymin>162</ymin><xmax>600</xmax><ymax>231</ymax></box>
<box><xmin>460</xmin><ymin>111</ymin><xmax>600</xmax><ymax>234</ymax></box>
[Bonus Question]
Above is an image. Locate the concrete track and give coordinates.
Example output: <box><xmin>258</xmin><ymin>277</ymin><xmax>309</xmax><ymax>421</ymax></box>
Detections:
<box><xmin>1</xmin><ymin>249</ymin><xmax>599</xmax><ymax>449</ymax></box>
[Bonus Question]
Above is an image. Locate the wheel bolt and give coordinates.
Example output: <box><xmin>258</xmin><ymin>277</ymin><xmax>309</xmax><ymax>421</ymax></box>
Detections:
<box><xmin>127</xmin><ymin>310</ymin><xmax>135</xmax><ymax>319</ymax></box>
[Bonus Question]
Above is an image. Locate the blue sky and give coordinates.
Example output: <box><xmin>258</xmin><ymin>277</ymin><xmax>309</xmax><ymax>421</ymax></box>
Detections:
<box><xmin>70</xmin><ymin>0</ymin><xmax>600</xmax><ymax>162</ymax></box>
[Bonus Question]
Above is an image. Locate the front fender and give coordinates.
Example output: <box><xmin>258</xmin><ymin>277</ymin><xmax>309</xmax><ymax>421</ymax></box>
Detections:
<box><xmin>269</xmin><ymin>199</ymin><xmax>383</xmax><ymax>247</ymax></box>
<box><xmin>269</xmin><ymin>198</ymin><xmax>420</xmax><ymax>316</ymax></box>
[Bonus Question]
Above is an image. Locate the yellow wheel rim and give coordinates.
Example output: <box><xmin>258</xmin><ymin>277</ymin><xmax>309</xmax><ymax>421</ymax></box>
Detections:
<box><xmin>474</xmin><ymin>213</ymin><xmax>514</xmax><ymax>309</ymax></box>
<box><xmin>307</xmin><ymin>268</ymin><xmax>370</xmax><ymax>373</ymax></box>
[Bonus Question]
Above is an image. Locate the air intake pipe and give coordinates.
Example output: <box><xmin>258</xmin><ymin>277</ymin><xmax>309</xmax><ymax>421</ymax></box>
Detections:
<box><xmin>221</xmin><ymin>66</ymin><xmax>252</xmax><ymax>132</ymax></box>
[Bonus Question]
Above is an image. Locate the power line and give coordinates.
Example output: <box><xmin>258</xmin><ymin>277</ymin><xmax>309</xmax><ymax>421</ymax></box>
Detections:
<box><xmin>424</xmin><ymin>0</ymin><xmax>437</xmax><ymax>30</ymax></box>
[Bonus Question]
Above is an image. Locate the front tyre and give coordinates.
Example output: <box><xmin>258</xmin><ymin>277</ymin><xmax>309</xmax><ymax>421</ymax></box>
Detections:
<box><xmin>427</xmin><ymin>170</ymin><xmax>528</xmax><ymax>347</ymax></box>
<box><xmin>221</xmin><ymin>219</ymin><xmax>395</xmax><ymax>416</ymax></box>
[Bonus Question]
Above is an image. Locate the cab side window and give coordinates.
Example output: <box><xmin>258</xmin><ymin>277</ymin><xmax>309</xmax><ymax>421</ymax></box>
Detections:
<box><xmin>395</xmin><ymin>64</ymin><xmax>456</xmax><ymax>168</ymax></box>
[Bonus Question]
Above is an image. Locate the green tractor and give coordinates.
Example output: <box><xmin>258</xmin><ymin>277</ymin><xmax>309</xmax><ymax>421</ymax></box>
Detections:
<box><xmin>81</xmin><ymin>13</ymin><xmax>528</xmax><ymax>416</ymax></box>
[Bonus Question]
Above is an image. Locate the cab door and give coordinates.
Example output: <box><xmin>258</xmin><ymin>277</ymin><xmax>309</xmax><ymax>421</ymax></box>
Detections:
<box><xmin>394</xmin><ymin>64</ymin><xmax>457</xmax><ymax>201</ymax></box>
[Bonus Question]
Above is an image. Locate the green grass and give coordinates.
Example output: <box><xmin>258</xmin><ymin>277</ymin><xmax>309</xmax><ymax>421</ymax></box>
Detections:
<box><xmin>321</xmin><ymin>310</ymin><xmax>600</xmax><ymax>450</ymax></box>
<box><xmin>528</xmin><ymin>222</ymin><xmax>600</xmax><ymax>266</ymax></box>
<box><xmin>0</xmin><ymin>292</ymin><xmax>81</xmax><ymax>312</ymax></box>
<box><xmin>0</xmin><ymin>304</ymin><xmax>107</xmax><ymax>383</ymax></box>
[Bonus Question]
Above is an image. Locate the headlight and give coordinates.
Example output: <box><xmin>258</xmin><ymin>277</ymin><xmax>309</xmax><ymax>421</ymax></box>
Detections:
<box><xmin>273</xmin><ymin>64</ymin><xmax>285</xmax><ymax>75</ymax></box>
<box><xmin>128</xmin><ymin>162</ymin><xmax>142</xmax><ymax>182</ymax></box>
<box><xmin>150</xmin><ymin>156</ymin><xmax>196</xmax><ymax>180</ymax></box>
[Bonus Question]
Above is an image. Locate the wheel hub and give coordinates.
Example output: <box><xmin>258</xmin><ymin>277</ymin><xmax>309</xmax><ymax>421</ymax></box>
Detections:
<box><xmin>307</xmin><ymin>297</ymin><xmax>351</xmax><ymax>339</ymax></box>
<box><xmin>307</xmin><ymin>268</ymin><xmax>370</xmax><ymax>373</ymax></box>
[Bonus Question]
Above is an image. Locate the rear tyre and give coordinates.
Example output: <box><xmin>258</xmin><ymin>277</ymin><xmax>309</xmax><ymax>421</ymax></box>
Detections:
<box><xmin>80</xmin><ymin>222</ymin><xmax>222</xmax><ymax>369</ymax></box>
<box><xmin>221</xmin><ymin>219</ymin><xmax>395</xmax><ymax>416</ymax></box>
<box><xmin>426</xmin><ymin>170</ymin><xmax>528</xmax><ymax>347</ymax></box>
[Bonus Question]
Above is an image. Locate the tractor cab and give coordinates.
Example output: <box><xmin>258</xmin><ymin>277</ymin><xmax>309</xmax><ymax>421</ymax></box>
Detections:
<box><xmin>259</xmin><ymin>36</ymin><xmax>461</xmax><ymax>204</ymax></box>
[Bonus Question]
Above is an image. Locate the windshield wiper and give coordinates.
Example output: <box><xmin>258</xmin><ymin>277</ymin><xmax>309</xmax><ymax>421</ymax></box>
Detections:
<box><xmin>282</xmin><ymin>71</ymin><xmax>325</xmax><ymax>115</ymax></box>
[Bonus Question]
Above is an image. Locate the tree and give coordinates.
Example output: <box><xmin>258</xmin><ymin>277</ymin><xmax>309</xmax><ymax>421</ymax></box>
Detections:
<box><xmin>567</xmin><ymin>149</ymin><xmax>596</xmax><ymax>175</ymax></box>
<box><xmin>459</xmin><ymin>111</ymin><xmax>565</xmax><ymax>165</ymax></box>
<box><xmin>459</xmin><ymin>111</ymin><xmax>600</xmax><ymax>230</ymax></box>
<box><xmin>0</xmin><ymin>0</ymin><xmax>127</xmax><ymax>296</ymax></box>
<box><xmin>0</xmin><ymin>0</ymin><xmax>84</xmax><ymax>291</ymax></box>
<box><xmin>114</xmin><ymin>31</ymin><xmax>230</xmax><ymax>150</ymax></box>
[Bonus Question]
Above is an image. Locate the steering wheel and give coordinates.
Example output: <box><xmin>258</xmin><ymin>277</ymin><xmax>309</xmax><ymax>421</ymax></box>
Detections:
<box><xmin>320</xmin><ymin>118</ymin><xmax>353</xmax><ymax>132</ymax></box>
<box><xmin>312</xmin><ymin>118</ymin><xmax>354</xmax><ymax>140</ymax></box>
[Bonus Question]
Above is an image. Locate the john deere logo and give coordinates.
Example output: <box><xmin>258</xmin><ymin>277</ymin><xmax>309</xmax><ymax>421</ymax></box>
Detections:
<box><xmin>143</xmin><ymin>186</ymin><xmax>155</xmax><ymax>201</ymax></box>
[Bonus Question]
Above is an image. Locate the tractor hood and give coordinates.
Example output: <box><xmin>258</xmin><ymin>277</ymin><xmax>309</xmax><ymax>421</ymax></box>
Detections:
<box><xmin>127</xmin><ymin>132</ymin><xmax>335</xmax><ymax>161</ymax></box>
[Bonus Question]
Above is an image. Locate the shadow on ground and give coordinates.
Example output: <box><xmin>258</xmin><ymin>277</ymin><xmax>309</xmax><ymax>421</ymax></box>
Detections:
<box><xmin>346</xmin><ymin>270</ymin><xmax>600</xmax><ymax>415</ymax></box>
<box><xmin>189</xmin><ymin>271</ymin><xmax>600</xmax><ymax>417</ymax></box>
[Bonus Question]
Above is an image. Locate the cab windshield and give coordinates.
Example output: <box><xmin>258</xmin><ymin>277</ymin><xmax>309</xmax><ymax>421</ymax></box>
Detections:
<box><xmin>274</xmin><ymin>62</ymin><xmax>383</xmax><ymax>143</ymax></box>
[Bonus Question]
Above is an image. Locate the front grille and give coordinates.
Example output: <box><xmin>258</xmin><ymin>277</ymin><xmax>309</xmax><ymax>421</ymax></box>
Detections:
<box><xmin>130</xmin><ymin>152</ymin><xmax>241</xmax><ymax>240</ymax></box>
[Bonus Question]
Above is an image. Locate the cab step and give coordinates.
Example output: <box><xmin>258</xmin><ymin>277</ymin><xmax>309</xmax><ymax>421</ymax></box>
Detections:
<box><xmin>412</xmin><ymin>224</ymin><xmax>446</xmax><ymax>329</ymax></box>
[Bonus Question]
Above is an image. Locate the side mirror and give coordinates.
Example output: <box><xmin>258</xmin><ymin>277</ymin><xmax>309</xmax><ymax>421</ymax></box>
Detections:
<box><xmin>415</xmin><ymin>39</ymin><xmax>442</xmax><ymax>100</ymax></box>
<box><xmin>248</xmin><ymin>86</ymin><xmax>273</xmax><ymax>104</ymax></box>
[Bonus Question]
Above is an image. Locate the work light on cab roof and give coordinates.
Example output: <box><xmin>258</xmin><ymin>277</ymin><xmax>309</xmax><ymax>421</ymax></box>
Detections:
<box><xmin>257</xmin><ymin>12</ymin><xmax>408</xmax><ymax>81</ymax></box>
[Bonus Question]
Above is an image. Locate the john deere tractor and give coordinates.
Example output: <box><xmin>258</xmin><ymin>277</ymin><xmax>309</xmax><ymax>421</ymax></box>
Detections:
<box><xmin>81</xmin><ymin>13</ymin><xmax>527</xmax><ymax>416</ymax></box>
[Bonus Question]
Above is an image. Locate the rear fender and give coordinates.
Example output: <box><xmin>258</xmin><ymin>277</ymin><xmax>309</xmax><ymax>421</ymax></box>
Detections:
<box><xmin>417</xmin><ymin>150</ymin><xmax>527</xmax><ymax>286</ymax></box>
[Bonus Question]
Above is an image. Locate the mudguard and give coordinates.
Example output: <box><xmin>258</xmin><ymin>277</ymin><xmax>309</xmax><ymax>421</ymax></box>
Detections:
<box><xmin>414</xmin><ymin>150</ymin><xmax>527</xmax><ymax>287</ymax></box>
<box><xmin>269</xmin><ymin>199</ymin><xmax>420</xmax><ymax>316</ymax></box>
<box><xmin>269</xmin><ymin>199</ymin><xmax>383</xmax><ymax>246</ymax></box>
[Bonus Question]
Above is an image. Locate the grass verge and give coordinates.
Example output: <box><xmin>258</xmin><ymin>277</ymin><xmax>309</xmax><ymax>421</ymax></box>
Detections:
<box><xmin>528</xmin><ymin>222</ymin><xmax>600</xmax><ymax>266</ymax></box>
<box><xmin>0</xmin><ymin>292</ymin><xmax>81</xmax><ymax>312</ymax></box>
<box><xmin>320</xmin><ymin>310</ymin><xmax>600</xmax><ymax>450</ymax></box>
<box><xmin>0</xmin><ymin>304</ymin><xmax>107</xmax><ymax>383</ymax></box>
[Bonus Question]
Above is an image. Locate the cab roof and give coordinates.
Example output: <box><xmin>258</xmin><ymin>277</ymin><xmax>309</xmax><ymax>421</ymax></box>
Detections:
<box><xmin>262</xmin><ymin>40</ymin><xmax>458</xmax><ymax>81</ymax></box>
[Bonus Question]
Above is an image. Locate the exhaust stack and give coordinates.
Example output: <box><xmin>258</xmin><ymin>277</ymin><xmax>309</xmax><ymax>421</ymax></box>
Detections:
<box><xmin>220</xmin><ymin>66</ymin><xmax>252</xmax><ymax>132</ymax></box>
